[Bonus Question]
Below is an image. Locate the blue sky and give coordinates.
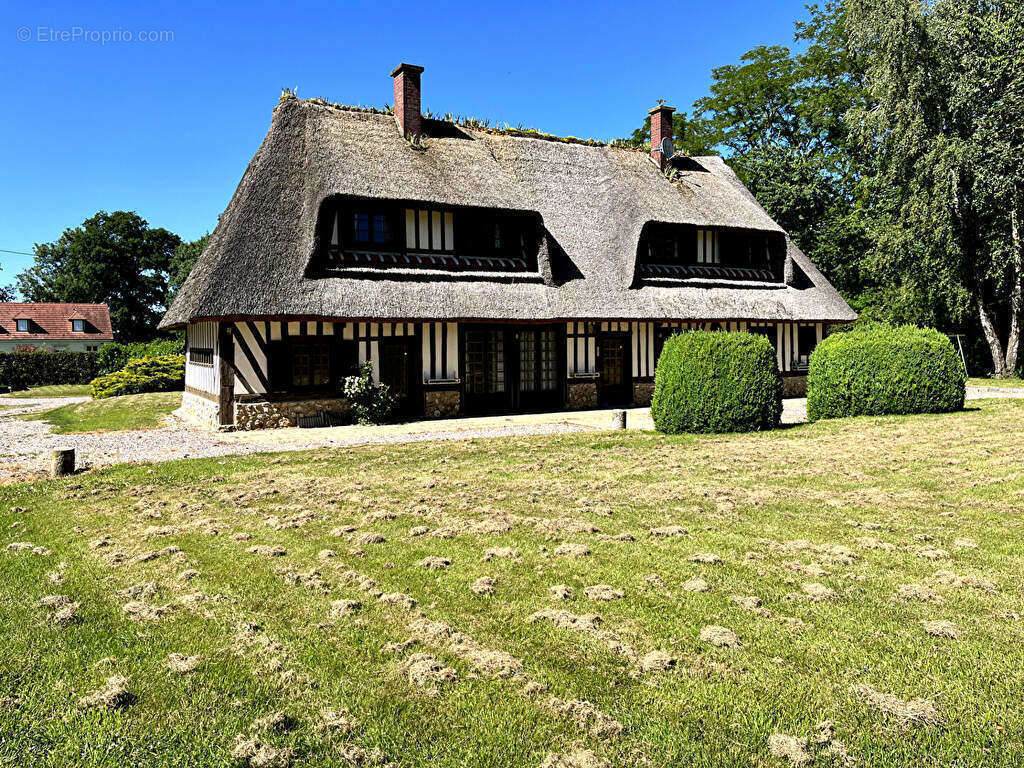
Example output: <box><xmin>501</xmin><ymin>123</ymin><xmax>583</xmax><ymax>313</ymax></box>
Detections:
<box><xmin>0</xmin><ymin>0</ymin><xmax>811</xmax><ymax>287</ymax></box>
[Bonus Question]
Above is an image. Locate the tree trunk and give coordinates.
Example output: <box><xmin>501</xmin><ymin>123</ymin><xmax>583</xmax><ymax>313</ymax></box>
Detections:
<box><xmin>1006</xmin><ymin>205</ymin><xmax>1023</xmax><ymax>374</ymax></box>
<box><xmin>977</xmin><ymin>296</ymin><xmax>1007</xmax><ymax>378</ymax></box>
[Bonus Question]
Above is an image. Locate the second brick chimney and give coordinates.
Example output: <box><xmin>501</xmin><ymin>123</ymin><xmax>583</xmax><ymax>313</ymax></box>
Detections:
<box><xmin>391</xmin><ymin>63</ymin><xmax>425</xmax><ymax>139</ymax></box>
<box><xmin>649</xmin><ymin>102</ymin><xmax>675</xmax><ymax>169</ymax></box>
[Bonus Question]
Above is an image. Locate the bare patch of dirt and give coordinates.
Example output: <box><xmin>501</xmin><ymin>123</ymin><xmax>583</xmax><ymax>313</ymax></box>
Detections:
<box><xmin>418</xmin><ymin>556</ymin><xmax>451</xmax><ymax>570</ymax></box>
<box><xmin>952</xmin><ymin>537</ymin><xmax>978</xmax><ymax>550</ymax></box>
<box><xmin>483</xmin><ymin>546</ymin><xmax>521</xmax><ymax>561</ymax></box>
<box><xmin>549</xmin><ymin>584</ymin><xmax>573</xmax><ymax>599</ymax></box>
<box><xmin>639</xmin><ymin>650</ymin><xmax>676</xmax><ymax>672</ymax></box>
<box><xmin>166</xmin><ymin>653</ymin><xmax>201</xmax><ymax>673</ymax></box>
<box><xmin>650</xmin><ymin>526</ymin><xmax>687</xmax><ymax>537</ymax></box>
<box><xmin>122</xmin><ymin>600</ymin><xmax>173</xmax><ymax>622</ymax></box>
<box><xmin>78</xmin><ymin>674</ymin><xmax>134</xmax><ymax>710</ymax></box>
<box><xmin>546</xmin><ymin>697</ymin><xmax>623</xmax><ymax>738</ymax></box>
<box><xmin>931</xmin><ymin>570</ymin><xmax>996</xmax><ymax>592</ymax></box>
<box><xmin>317</xmin><ymin>709</ymin><xmax>357</xmax><ymax>734</ymax></box>
<box><xmin>400</xmin><ymin>652</ymin><xmax>457</xmax><ymax>693</ymax></box>
<box><xmin>230</xmin><ymin>736</ymin><xmax>294</xmax><ymax>768</ymax></box>
<box><xmin>896</xmin><ymin>584</ymin><xmax>943</xmax><ymax>603</ymax></box>
<box><xmin>529</xmin><ymin>609</ymin><xmax>602</xmax><ymax>633</ymax></box>
<box><xmin>554</xmin><ymin>542</ymin><xmax>590</xmax><ymax>557</ymax></box>
<box><xmin>540</xmin><ymin>750</ymin><xmax>611</xmax><ymax>768</ymax></box>
<box><xmin>856</xmin><ymin>537</ymin><xmax>896</xmax><ymax>551</ymax></box>
<box><xmin>682</xmin><ymin>577</ymin><xmax>710</xmax><ymax>592</ymax></box>
<box><xmin>330</xmin><ymin>599</ymin><xmax>362</xmax><ymax>617</ymax></box>
<box><xmin>248</xmin><ymin>545</ymin><xmax>287</xmax><ymax>558</ymax></box>
<box><xmin>768</xmin><ymin>734</ymin><xmax>811</xmax><ymax>766</ymax></box>
<box><xmin>699</xmin><ymin>625</ymin><xmax>741</xmax><ymax>648</ymax></box>
<box><xmin>851</xmin><ymin>683</ymin><xmax>942</xmax><ymax>726</ymax></box>
<box><xmin>797</xmin><ymin>582</ymin><xmax>836</xmax><ymax>602</ymax></box>
<box><xmin>353</xmin><ymin>532</ymin><xmax>386</xmax><ymax>545</ymax></box>
<box><xmin>688</xmin><ymin>552</ymin><xmax>722</xmax><ymax>564</ymax></box>
<box><xmin>782</xmin><ymin>561</ymin><xmax>830</xmax><ymax>578</ymax></box>
<box><xmin>921</xmin><ymin>619</ymin><xmax>962</xmax><ymax>639</ymax></box>
<box><xmin>584</xmin><ymin>585</ymin><xmax>624</xmax><ymax>601</ymax></box>
<box><xmin>471</xmin><ymin>577</ymin><xmax>495</xmax><ymax>595</ymax></box>
<box><xmin>913</xmin><ymin>546</ymin><xmax>950</xmax><ymax>561</ymax></box>
<box><xmin>731</xmin><ymin>595</ymin><xmax>771</xmax><ymax>617</ymax></box>
<box><xmin>378</xmin><ymin>592</ymin><xmax>417</xmax><ymax>610</ymax></box>
<box><xmin>409</xmin><ymin>526</ymin><xmax>430</xmax><ymax>537</ymax></box>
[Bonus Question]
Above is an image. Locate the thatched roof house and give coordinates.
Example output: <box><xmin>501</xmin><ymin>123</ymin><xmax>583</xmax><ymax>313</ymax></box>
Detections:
<box><xmin>164</xmin><ymin>63</ymin><xmax>854</xmax><ymax>430</ymax></box>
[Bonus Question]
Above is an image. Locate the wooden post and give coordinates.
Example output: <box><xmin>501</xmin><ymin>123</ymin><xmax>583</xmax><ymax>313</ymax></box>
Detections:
<box><xmin>611</xmin><ymin>410</ymin><xmax>626</xmax><ymax>430</ymax></box>
<box><xmin>50</xmin><ymin>448</ymin><xmax>75</xmax><ymax>477</ymax></box>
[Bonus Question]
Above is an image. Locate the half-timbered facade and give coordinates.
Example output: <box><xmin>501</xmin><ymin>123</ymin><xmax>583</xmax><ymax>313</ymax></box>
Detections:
<box><xmin>161</xmin><ymin>63</ymin><xmax>855</xmax><ymax>429</ymax></box>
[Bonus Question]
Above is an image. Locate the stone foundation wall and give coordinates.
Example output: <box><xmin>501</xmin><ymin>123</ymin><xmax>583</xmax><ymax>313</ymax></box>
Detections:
<box><xmin>177</xmin><ymin>390</ymin><xmax>220</xmax><ymax>428</ymax></box>
<box><xmin>782</xmin><ymin>375</ymin><xmax>807</xmax><ymax>398</ymax></box>
<box><xmin>424</xmin><ymin>389</ymin><xmax>460</xmax><ymax>418</ymax></box>
<box><xmin>234</xmin><ymin>397</ymin><xmax>350</xmax><ymax>431</ymax></box>
<box><xmin>633</xmin><ymin>381</ymin><xmax>655</xmax><ymax>407</ymax></box>
<box><xmin>567</xmin><ymin>380</ymin><xmax>598</xmax><ymax>409</ymax></box>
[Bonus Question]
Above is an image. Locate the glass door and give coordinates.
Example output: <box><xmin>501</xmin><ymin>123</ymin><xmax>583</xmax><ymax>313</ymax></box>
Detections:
<box><xmin>598</xmin><ymin>334</ymin><xmax>632</xmax><ymax>406</ymax></box>
<box><xmin>517</xmin><ymin>326</ymin><xmax>562</xmax><ymax>411</ymax></box>
<box><xmin>462</xmin><ymin>327</ymin><xmax>509</xmax><ymax>415</ymax></box>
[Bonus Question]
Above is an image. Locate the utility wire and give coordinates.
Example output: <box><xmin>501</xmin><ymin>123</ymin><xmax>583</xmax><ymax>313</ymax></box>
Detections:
<box><xmin>0</xmin><ymin>249</ymin><xmax>34</xmax><ymax>257</ymax></box>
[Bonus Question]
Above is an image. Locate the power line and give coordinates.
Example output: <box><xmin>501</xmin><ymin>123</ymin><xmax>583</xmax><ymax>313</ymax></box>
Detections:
<box><xmin>0</xmin><ymin>248</ymin><xmax>33</xmax><ymax>257</ymax></box>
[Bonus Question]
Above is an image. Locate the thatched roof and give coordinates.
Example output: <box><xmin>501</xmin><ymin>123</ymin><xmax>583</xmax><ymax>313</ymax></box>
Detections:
<box><xmin>160</xmin><ymin>98</ymin><xmax>855</xmax><ymax>329</ymax></box>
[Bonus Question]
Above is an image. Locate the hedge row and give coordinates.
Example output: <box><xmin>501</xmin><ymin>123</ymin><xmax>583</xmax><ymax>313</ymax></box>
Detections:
<box><xmin>807</xmin><ymin>325</ymin><xmax>965</xmax><ymax>420</ymax></box>
<box><xmin>96</xmin><ymin>339</ymin><xmax>184</xmax><ymax>375</ymax></box>
<box><xmin>90</xmin><ymin>355</ymin><xmax>185</xmax><ymax>399</ymax></box>
<box><xmin>652</xmin><ymin>331</ymin><xmax>782</xmax><ymax>433</ymax></box>
<box><xmin>0</xmin><ymin>350</ymin><xmax>100</xmax><ymax>392</ymax></box>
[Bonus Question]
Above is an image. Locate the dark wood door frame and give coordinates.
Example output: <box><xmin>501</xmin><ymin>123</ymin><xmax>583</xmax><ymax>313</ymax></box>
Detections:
<box><xmin>217</xmin><ymin>324</ymin><xmax>235</xmax><ymax>426</ymax></box>
<box><xmin>597</xmin><ymin>332</ymin><xmax>632</xmax><ymax>406</ymax></box>
<box><xmin>378</xmin><ymin>334</ymin><xmax>422</xmax><ymax>419</ymax></box>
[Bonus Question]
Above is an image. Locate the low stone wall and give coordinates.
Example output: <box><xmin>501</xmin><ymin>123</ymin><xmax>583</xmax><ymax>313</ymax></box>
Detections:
<box><xmin>633</xmin><ymin>381</ymin><xmax>655</xmax><ymax>407</ymax></box>
<box><xmin>178</xmin><ymin>390</ymin><xmax>220</xmax><ymax>428</ymax></box>
<box><xmin>567</xmin><ymin>380</ymin><xmax>598</xmax><ymax>409</ymax></box>
<box><xmin>234</xmin><ymin>397</ymin><xmax>350</xmax><ymax>431</ymax></box>
<box><xmin>424</xmin><ymin>389</ymin><xmax>460</xmax><ymax>418</ymax></box>
<box><xmin>782</xmin><ymin>375</ymin><xmax>808</xmax><ymax>398</ymax></box>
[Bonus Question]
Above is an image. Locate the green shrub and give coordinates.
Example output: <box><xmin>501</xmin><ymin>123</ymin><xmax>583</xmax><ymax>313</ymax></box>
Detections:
<box><xmin>651</xmin><ymin>331</ymin><xmax>782</xmax><ymax>433</ymax></box>
<box><xmin>341</xmin><ymin>361</ymin><xmax>396</xmax><ymax>424</ymax></box>
<box><xmin>96</xmin><ymin>339</ymin><xmax>185</xmax><ymax>375</ymax></box>
<box><xmin>806</xmin><ymin>325</ymin><xmax>966</xmax><ymax>420</ymax></box>
<box><xmin>90</xmin><ymin>355</ymin><xmax>185</xmax><ymax>399</ymax></box>
<box><xmin>0</xmin><ymin>349</ymin><xmax>100</xmax><ymax>392</ymax></box>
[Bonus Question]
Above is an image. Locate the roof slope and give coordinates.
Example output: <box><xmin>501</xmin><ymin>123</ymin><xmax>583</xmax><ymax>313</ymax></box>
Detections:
<box><xmin>161</xmin><ymin>99</ymin><xmax>855</xmax><ymax>328</ymax></box>
<box><xmin>0</xmin><ymin>303</ymin><xmax>113</xmax><ymax>341</ymax></box>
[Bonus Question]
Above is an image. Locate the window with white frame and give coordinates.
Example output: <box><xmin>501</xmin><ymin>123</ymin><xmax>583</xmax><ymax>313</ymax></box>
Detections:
<box><xmin>16</xmin><ymin>319</ymin><xmax>29</xmax><ymax>332</ymax></box>
<box><xmin>72</xmin><ymin>319</ymin><xmax>85</xmax><ymax>332</ymax></box>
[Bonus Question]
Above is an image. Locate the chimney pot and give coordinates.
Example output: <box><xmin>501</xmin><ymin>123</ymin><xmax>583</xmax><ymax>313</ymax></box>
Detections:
<box><xmin>648</xmin><ymin>103</ymin><xmax>676</xmax><ymax>169</ymax></box>
<box><xmin>391</xmin><ymin>63</ymin><xmax>425</xmax><ymax>139</ymax></box>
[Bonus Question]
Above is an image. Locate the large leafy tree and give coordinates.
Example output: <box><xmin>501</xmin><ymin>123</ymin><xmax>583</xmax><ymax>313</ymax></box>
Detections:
<box><xmin>16</xmin><ymin>211</ymin><xmax>181</xmax><ymax>341</ymax></box>
<box><xmin>846</xmin><ymin>0</ymin><xmax>1024</xmax><ymax>376</ymax></box>
<box><xmin>167</xmin><ymin>233</ymin><xmax>210</xmax><ymax>307</ymax></box>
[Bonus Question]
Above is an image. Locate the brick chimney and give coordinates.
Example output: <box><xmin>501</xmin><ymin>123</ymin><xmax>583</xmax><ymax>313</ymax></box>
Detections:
<box><xmin>649</xmin><ymin>102</ymin><xmax>675</xmax><ymax>169</ymax></box>
<box><xmin>391</xmin><ymin>63</ymin><xmax>425</xmax><ymax>138</ymax></box>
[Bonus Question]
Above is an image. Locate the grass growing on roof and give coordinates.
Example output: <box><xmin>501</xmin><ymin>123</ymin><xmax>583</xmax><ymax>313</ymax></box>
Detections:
<box><xmin>20</xmin><ymin>391</ymin><xmax>181</xmax><ymax>433</ymax></box>
<box><xmin>2</xmin><ymin>400</ymin><xmax>1024</xmax><ymax>766</ymax></box>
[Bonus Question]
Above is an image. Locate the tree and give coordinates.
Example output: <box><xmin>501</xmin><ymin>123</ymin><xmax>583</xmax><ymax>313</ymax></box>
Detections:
<box><xmin>846</xmin><ymin>0</ymin><xmax>1024</xmax><ymax>376</ymax></box>
<box><xmin>0</xmin><ymin>283</ymin><xmax>15</xmax><ymax>302</ymax></box>
<box><xmin>16</xmin><ymin>211</ymin><xmax>181</xmax><ymax>341</ymax></box>
<box><xmin>167</xmin><ymin>233</ymin><xmax>210</xmax><ymax>306</ymax></box>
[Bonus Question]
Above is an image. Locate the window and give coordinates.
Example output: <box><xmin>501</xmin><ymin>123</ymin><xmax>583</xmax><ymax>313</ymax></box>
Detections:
<box><xmin>268</xmin><ymin>338</ymin><xmax>356</xmax><ymax>393</ymax></box>
<box><xmin>353</xmin><ymin>212</ymin><xmax>370</xmax><ymax>243</ymax></box>
<box><xmin>405</xmin><ymin>208</ymin><xmax>454</xmax><ymax>251</ymax></box>
<box><xmin>16</xmin><ymin>319</ymin><xmax>29</xmax><ymax>332</ymax></box>
<box><xmin>86</xmin><ymin>345</ymin><xmax>99</xmax><ymax>352</ymax></box>
<box><xmin>795</xmin><ymin>325</ymin><xmax>817</xmax><ymax>370</ymax></box>
<box><xmin>72</xmin><ymin>319</ymin><xmax>85</xmax><ymax>332</ymax></box>
<box><xmin>189</xmin><ymin>347</ymin><xmax>214</xmax><ymax>367</ymax></box>
<box><xmin>290</xmin><ymin>340</ymin><xmax>331</xmax><ymax>388</ymax></box>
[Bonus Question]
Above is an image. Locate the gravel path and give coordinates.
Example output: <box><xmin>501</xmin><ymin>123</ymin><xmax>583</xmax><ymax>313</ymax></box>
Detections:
<box><xmin>2</xmin><ymin>385</ymin><xmax>1021</xmax><ymax>483</ymax></box>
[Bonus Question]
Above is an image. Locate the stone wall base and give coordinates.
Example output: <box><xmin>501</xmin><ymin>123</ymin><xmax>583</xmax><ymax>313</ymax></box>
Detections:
<box><xmin>425</xmin><ymin>389</ymin><xmax>460</xmax><ymax>418</ymax></box>
<box><xmin>567</xmin><ymin>380</ymin><xmax>598</xmax><ymax>409</ymax></box>
<box><xmin>234</xmin><ymin>397</ymin><xmax>350</xmax><ymax>431</ymax></box>
<box><xmin>177</xmin><ymin>390</ymin><xmax>220</xmax><ymax>428</ymax></box>
<box><xmin>633</xmin><ymin>381</ymin><xmax>655</xmax><ymax>407</ymax></box>
<box><xmin>782</xmin><ymin>375</ymin><xmax>808</xmax><ymax>398</ymax></box>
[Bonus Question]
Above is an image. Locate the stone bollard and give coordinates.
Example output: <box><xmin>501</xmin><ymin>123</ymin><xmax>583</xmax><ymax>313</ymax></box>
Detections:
<box><xmin>610</xmin><ymin>409</ymin><xmax>627</xmax><ymax>430</ymax></box>
<box><xmin>50</xmin><ymin>448</ymin><xmax>75</xmax><ymax>477</ymax></box>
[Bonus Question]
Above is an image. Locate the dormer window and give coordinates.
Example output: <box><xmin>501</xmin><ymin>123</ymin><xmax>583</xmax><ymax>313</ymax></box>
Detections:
<box><xmin>72</xmin><ymin>319</ymin><xmax>85</xmax><ymax>333</ymax></box>
<box><xmin>314</xmin><ymin>197</ymin><xmax>540</xmax><ymax>274</ymax></box>
<box><xmin>16</xmin><ymin>319</ymin><xmax>29</xmax><ymax>332</ymax></box>
<box><xmin>636</xmin><ymin>223</ymin><xmax>784</xmax><ymax>284</ymax></box>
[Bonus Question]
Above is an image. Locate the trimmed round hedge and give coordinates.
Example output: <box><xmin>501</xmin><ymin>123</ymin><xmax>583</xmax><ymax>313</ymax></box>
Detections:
<box><xmin>806</xmin><ymin>325</ymin><xmax>965</xmax><ymax>421</ymax></box>
<box><xmin>651</xmin><ymin>331</ymin><xmax>782</xmax><ymax>434</ymax></box>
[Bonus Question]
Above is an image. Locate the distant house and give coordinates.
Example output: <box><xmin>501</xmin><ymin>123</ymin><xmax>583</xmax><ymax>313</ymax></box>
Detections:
<box><xmin>0</xmin><ymin>303</ymin><xmax>114</xmax><ymax>353</ymax></box>
<box><xmin>162</xmin><ymin>63</ymin><xmax>855</xmax><ymax>430</ymax></box>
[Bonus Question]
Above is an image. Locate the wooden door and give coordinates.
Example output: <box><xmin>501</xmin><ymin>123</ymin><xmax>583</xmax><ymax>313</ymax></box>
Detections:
<box><xmin>217</xmin><ymin>324</ymin><xmax>235</xmax><ymax>426</ymax></box>
<box><xmin>516</xmin><ymin>325</ymin><xmax>562</xmax><ymax>412</ymax></box>
<box><xmin>462</xmin><ymin>327</ymin><xmax>510</xmax><ymax>415</ymax></box>
<box><xmin>598</xmin><ymin>334</ymin><xmax>631</xmax><ymax>406</ymax></box>
<box><xmin>378</xmin><ymin>336</ymin><xmax>420</xmax><ymax>418</ymax></box>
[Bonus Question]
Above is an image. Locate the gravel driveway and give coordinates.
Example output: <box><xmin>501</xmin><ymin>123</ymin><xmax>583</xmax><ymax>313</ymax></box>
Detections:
<box><xmin>2</xmin><ymin>385</ymin><xmax>1021</xmax><ymax>483</ymax></box>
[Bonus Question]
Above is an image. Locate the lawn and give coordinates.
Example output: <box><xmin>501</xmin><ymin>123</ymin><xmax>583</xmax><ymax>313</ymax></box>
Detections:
<box><xmin>4</xmin><ymin>384</ymin><xmax>93</xmax><ymax>398</ymax></box>
<box><xmin>20</xmin><ymin>391</ymin><xmax>181</xmax><ymax>433</ymax></box>
<box><xmin>968</xmin><ymin>376</ymin><xmax>1024</xmax><ymax>389</ymax></box>
<box><xmin>1</xmin><ymin>400</ymin><xmax>1023</xmax><ymax>767</ymax></box>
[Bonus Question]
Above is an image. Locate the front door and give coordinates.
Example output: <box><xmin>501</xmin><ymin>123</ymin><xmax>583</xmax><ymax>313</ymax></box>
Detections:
<box><xmin>598</xmin><ymin>334</ymin><xmax>631</xmax><ymax>406</ymax></box>
<box><xmin>462</xmin><ymin>327</ymin><xmax>510</xmax><ymax>415</ymax></box>
<box><xmin>516</xmin><ymin>325</ymin><xmax>562</xmax><ymax>412</ymax></box>
<box><xmin>217</xmin><ymin>324</ymin><xmax>235</xmax><ymax>426</ymax></box>
<box><xmin>378</xmin><ymin>336</ymin><xmax>419</xmax><ymax>418</ymax></box>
